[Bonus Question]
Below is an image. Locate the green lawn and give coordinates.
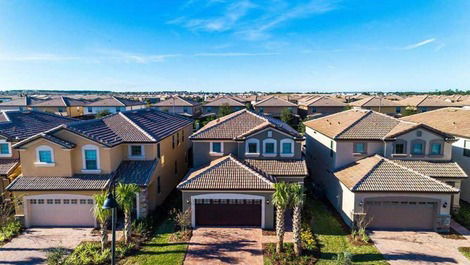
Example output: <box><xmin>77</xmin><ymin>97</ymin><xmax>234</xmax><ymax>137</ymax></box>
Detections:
<box><xmin>120</xmin><ymin>219</ymin><xmax>187</xmax><ymax>265</ymax></box>
<box><xmin>459</xmin><ymin>247</ymin><xmax>470</xmax><ymax>261</ymax></box>
<box><xmin>305</xmin><ymin>196</ymin><xmax>388</xmax><ymax>264</ymax></box>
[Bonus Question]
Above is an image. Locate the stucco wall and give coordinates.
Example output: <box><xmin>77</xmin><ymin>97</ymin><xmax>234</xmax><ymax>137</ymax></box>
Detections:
<box><xmin>335</xmin><ymin>140</ymin><xmax>384</xmax><ymax>169</ymax></box>
<box><xmin>453</xmin><ymin>137</ymin><xmax>470</xmax><ymax>202</ymax></box>
<box><xmin>253</xmin><ymin>106</ymin><xmax>298</xmax><ymax>117</ymax></box>
<box><xmin>192</xmin><ymin>141</ymin><xmax>238</xmax><ymax>167</ymax></box>
<box><xmin>239</xmin><ymin>128</ymin><xmax>302</xmax><ymax>160</ymax></box>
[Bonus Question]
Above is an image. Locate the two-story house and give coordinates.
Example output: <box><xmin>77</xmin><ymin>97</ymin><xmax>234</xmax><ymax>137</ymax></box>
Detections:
<box><xmin>349</xmin><ymin>96</ymin><xmax>402</xmax><ymax>116</ymax></box>
<box><xmin>30</xmin><ymin>96</ymin><xmax>89</xmax><ymax>117</ymax></box>
<box><xmin>298</xmin><ymin>96</ymin><xmax>346</xmax><ymax>119</ymax></box>
<box><xmin>252</xmin><ymin>96</ymin><xmax>298</xmax><ymax>118</ymax></box>
<box><xmin>0</xmin><ymin>111</ymin><xmax>76</xmax><ymax>201</ymax></box>
<box><xmin>304</xmin><ymin>109</ymin><xmax>466</xmax><ymax>232</ymax></box>
<box><xmin>177</xmin><ymin>109</ymin><xmax>307</xmax><ymax>229</ymax></box>
<box><xmin>398</xmin><ymin>95</ymin><xmax>456</xmax><ymax>113</ymax></box>
<box><xmin>7</xmin><ymin>108</ymin><xmax>192</xmax><ymax>228</ymax></box>
<box><xmin>0</xmin><ymin>96</ymin><xmax>45</xmax><ymax>112</ymax></box>
<box><xmin>401</xmin><ymin>107</ymin><xmax>470</xmax><ymax>203</ymax></box>
<box><xmin>201</xmin><ymin>96</ymin><xmax>245</xmax><ymax>117</ymax></box>
<box><xmin>154</xmin><ymin>96</ymin><xmax>201</xmax><ymax>117</ymax></box>
<box><xmin>83</xmin><ymin>96</ymin><xmax>146</xmax><ymax>116</ymax></box>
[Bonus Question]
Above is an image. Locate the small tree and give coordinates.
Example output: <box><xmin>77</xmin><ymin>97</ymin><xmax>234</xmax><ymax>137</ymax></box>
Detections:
<box><xmin>290</xmin><ymin>184</ymin><xmax>305</xmax><ymax>256</ymax></box>
<box><xmin>280</xmin><ymin>108</ymin><xmax>293</xmax><ymax>125</ymax></box>
<box><xmin>218</xmin><ymin>103</ymin><xmax>233</xmax><ymax>117</ymax></box>
<box><xmin>96</xmin><ymin>109</ymin><xmax>111</xmax><ymax>118</ymax></box>
<box><xmin>403</xmin><ymin>106</ymin><xmax>418</xmax><ymax>116</ymax></box>
<box><xmin>272</xmin><ymin>183</ymin><xmax>291</xmax><ymax>253</ymax></box>
<box><xmin>116</xmin><ymin>183</ymin><xmax>140</xmax><ymax>243</ymax></box>
<box><xmin>93</xmin><ymin>192</ymin><xmax>111</xmax><ymax>251</ymax></box>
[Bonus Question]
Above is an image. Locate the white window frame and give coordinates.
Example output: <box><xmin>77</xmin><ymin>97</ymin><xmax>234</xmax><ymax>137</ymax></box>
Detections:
<box><xmin>209</xmin><ymin>142</ymin><xmax>224</xmax><ymax>156</ymax></box>
<box><xmin>245</xmin><ymin>138</ymin><xmax>260</xmax><ymax>157</ymax></box>
<box><xmin>35</xmin><ymin>145</ymin><xmax>55</xmax><ymax>167</ymax></box>
<box><xmin>128</xmin><ymin>144</ymin><xmax>145</xmax><ymax>159</ymax></box>
<box><xmin>263</xmin><ymin>139</ymin><xmax>277</xmax><ymax>157</ymax></box>
<box><xmin>0</xmin><ymin>140</ymin><xmax>12</xmax><ymax>157</ymax></box>
<box><xmin>81</xmin><ymin>144</ymin><xmax>101</xmax><ymax>173</ymax></box>
<box><xmin>280</xmin><ymin>139</ymin><xmax>295</xmax><ymax>157</ymax></box>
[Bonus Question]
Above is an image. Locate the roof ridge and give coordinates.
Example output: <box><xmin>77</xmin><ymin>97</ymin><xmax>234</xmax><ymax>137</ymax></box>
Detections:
<box><xmin>60</xmin><ymin>96</ymin><xmax>68</xmax><ymax>107</ymax></box>
<box><xmin>384</xmin><ymin>157</ymin><xmax>459</xmax><ymax>192</ymax></box>
<box><xmin>117</xmin><ymin>112</ymin><xmax>156</xmax><ymax>141</ymax></box>
<box><xmin>335</xmin><ymin>110</ymin><xmax>373</xmax><ymax>139</ymax></box>
<box><xmin>112</xmin><ymin>96</ymin><xmax>127</xmax><ymax>106</ymax></box>
<box><xmin>190</xmin><ymin>109</ymin><xmax>247</xmax><ymax>138</ymax></box>
<box><xmin>253</xmin><ymin>96</ymin><xmax>274</xmax><ymax>106</ymax></box>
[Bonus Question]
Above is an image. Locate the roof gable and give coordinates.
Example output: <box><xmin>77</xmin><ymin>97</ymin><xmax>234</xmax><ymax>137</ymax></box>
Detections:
<box><xmin>253</xmin><ymin>96</ymin><xmax>297</xmax><ymax>107</ymax></box>
<box><xmin>203</xmin><ymin>96</ymin><xmax>245</xmax><ymax>107</ymax></box>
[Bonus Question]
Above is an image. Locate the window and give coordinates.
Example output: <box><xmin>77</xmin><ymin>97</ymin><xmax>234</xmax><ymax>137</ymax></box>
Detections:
<box><xmin>395</xmin><ymin>107</ymin><xmax>401</xmax><ymax>114</ymax></box>
<box><xmin>430</xmin><ymin>141</ymin><xmax>443</xmax><ymax>155</ymax></box>
<box><xmin>206</xmin><ymin>106</ymin><xmax>212</xmax><ymax>113</ymax></box>
<box><xmin>280</xmin><ymin>139</ymin><xmax>294</xmax><ymax>157</ymax></box>
<box><xmin>36</xmin><ymin>145</ymin><xmax>54</xmax><ymax>164</ymax></box>
<box><xmin>117</xmin><ymin>107</ymin><xmax>126</xmax><ymax>112</ymax></box>
<box><xmin>259</xmin><ymin>107</ymin><xmax>264</xmax><ymax>113</ymax></box>
<box><xmin>353</xmin><ymin>142</ymin><xmax>367</xmax><ymax>154</ymax></box>
<box><xmin>416</xmin><ymin>131</ymin><xmax>422</xmax><ymax>137</ymax></box>
<box><xmin>87</xmin><ymin>107</ymin><xmax>93</xmax><ymax>113</ymax></box>
<box><xmin>157</xmin><ymin>143</ymin><xmax>161</xmax><ymax>159</ymax></box>
<box><xmin>157</xmin><ymin>176</ymin><xmax>161</xmax><ymax>193</ymax></box>
<box><xmin>63</xmin><ymin>199</ymin><xmax>70</xmax><ymax>204</ymax></box>
<box><xmin>420</xmin><ymin>107</ymin><xmax>428</xmax><ymax>112</ymax></box>
<box><xmin>71</xmin><ymin>199</ymin><xmax>77</xmax><ymax>204</ymax></box>
<box><xmin>55</xmin><ymin>199</ymin><xmax>61</xmax><ymax>204</ymax></box>
<box><xmin>330</xmin><ymin>141</ymin><xmax>334</xmax><ymax>157</ymax></box>
<box><xmin>172</xmin><ymin>135</ymin><xmax>175</xmax><ymax>149</ymax></box>
<box><xmin>181</xmin><ymin>130</ymin><xmax>184</xmax><ymax>142</ymax></box>
<box><xmin>245</xmin><ymin>138</ymin><xmax>260</xmax><ymax>155</ymax></box>
<box><xmin>210</xmin><ymin>142</ymin><xmax>223</xmax><ymax>155</ymax></box>
<box><xmin>58</xmin><ymin>107</ymin><xmax>65</xmax><ymax>112</ymax></box>
<box><xmin>129</xmin><ymin>145</ymin><xmax>143</xmax><ymax>158</ymax></box>
<box><xmin>394</xmin><ymin>143</ymin><xmax>406</xmax><ymax>154</ymax></box>
<box><xmin>82</xmin><ymin>145</ymin><xmax>99</xmax><ymax>171</ymax></box>
<box><xmin>464</xmin><ymin>140</ymin><xmax>470</xmax><ymax>157</ymax></box>
<box><xmin>0</xmin><ymin>142</ymin><xmax>10</xmax><ymax>156</ymax></box>
<box><xmin>47</xmin><ymin>199</ymin><xmax>53</xmax><ymax>204</ymax></box>
<box><xmin>263</xmin><ymin>139</ymin><xmax>277</xmax><ymax>156</ymax></box>
<box><xmin>80</xmin><ymin>199</ymin><xmax>87</xmax><ymax>204</ymax></box>
<box><xmin>183</xmin><ymin>107</ymin><xmax>189</xmax><ymax>113</ymax></box>
<box><xmin>311</xmin><ymin>107</ymin><xmax>317</xmax><ymax>113</ymax></box>
<box><xmin>174</xmin><ymin>160</ymin><xmax>178</xmax><ymax>175</ymax></box>
<box><xmin>177</xmin><ymin>132</ymin><xmax>180</xmax><ymax>145</ymax></box>
<box><xmin>411</xmin><ymin>140</ymin><xmax>425</xmax><ymax>155</ymax></box>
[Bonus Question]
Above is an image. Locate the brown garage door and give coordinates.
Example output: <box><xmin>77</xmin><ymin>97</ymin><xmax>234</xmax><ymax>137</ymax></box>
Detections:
<box><xmin>195</xmin><ymin>199</ymin><xmax>261</xmax><ymax>227</ymax></box>
<box><xmin>365</xmin><ymin>200</ymin><xmax>436</xmax><ymax>230</ymax></box>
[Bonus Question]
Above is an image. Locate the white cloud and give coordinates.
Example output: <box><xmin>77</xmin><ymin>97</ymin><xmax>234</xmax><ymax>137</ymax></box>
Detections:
<box><xmin>403</xmin><ymin>38</ymin><xmax>436</xmax><ymax>50</ymax></box>
<box><xmin>194</xmin><ymin>52</ymin><xmax>279</xmax><ymax>56</ymax></box>
<box><xmin>0</xmin><ymin>53</ymin><xmax>80</xmax><ymax>62</ymax></box>
<box><xmin>95</xmin><ymin>49</ymin><xmax>181</xmax><ymax>63</ymax></box>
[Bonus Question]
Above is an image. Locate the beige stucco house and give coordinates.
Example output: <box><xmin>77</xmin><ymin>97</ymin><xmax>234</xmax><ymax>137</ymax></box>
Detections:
<box><xmin>7</xmin><ymin>108</ymin><xmax>192</xmax><ymax>228</ymax></box>
<box><xmin>304</xmin><ymin>109</ymin><xmax>466</xmax><ymax>232</ymax></box>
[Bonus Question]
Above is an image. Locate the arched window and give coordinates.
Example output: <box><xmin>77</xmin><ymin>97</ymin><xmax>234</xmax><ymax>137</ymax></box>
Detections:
<box><xmin>262</xmin><ymin>139</ymin><xmax>277</xmax><ymax>157</ymax></box>
<box><xmin>82</xmin><ymin>144</ymin><xmax>100</xmax><ymax>172</ymax></box>
<box><xmin>245</xmin><ymin>138</ymin><xmax>260</xmax><ymax>156</ymax></box>
<box><xmin>429</xmin><ymin>140</ymin><xmax>444</xmax><ymax>156</ymax></box>
<box><xmin>35</xmin><ymin>145</ymin><xmax>54</xmax><ymax>164</ymax></box>
<box><xmin>280</xmin><ymin>139</ymin><xmax>295</xmax><ymax>157</ymax></box>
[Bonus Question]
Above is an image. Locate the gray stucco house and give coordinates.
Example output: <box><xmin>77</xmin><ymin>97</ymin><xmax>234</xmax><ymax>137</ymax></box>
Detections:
<box><xmin>177</xmin><ymin>109</ymin><xmax>307</xmax><ymax>229</ymax></box>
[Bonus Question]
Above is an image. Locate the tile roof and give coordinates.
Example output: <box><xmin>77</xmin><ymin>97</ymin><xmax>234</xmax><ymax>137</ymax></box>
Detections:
<box><xmin>304</xmin><ymin>109</ymin><xmax>452</xmax><ymax>140</ymax></box>
<box><xmin>334</xmin><ymin>155</ymin><xmax>458</xmax><ymax>193</ymax></box>
<box><xmin>349</xmin><ymin>96</ymin><xmax>400</xmax><ymax>107</ymax></box>
<box><xmin>0</xmin><ymin>111</ymin><xmax>76</xmax><ymax>141</ymax></box>
<box><xmin>243</xmin><ymin>159</ymin><xmax>308</xmax><ymax>176</ymax></box>
<box><xmin>301</xmin><ymin>96</ymin><xmax>346</xmax><ymax>107</ymax></box>
<box><xmin>0</xmin><ymin>96</ymin><xmax>44</xmax><ymax>107</ymax></box>
<box><xmin>392</xmin><ymin>160</ymin><xmax>467</xmax><ymax>179</ymax></box>
<box><xmin>7</xmin><ymin>174</ymin><xmax>111</xmax><ymax>191</ymax></box>
<box><xmin>0</xmin><ymin>159</ymin><xmax>19</xmax><ymax>176</ymax></box>
<box><xmin>253</xmin><ymin>96</ymin><xmax>297</xmax><ymax>107</ymax></box>
<box><xmin>31</xmin><ymin>96</ymin><xmax>88</xmax><ymax>107</ymax></box>
<box><xmin>401</xmin><ymin>107</ymin><xmax>470</xmax><ymax>138</ymax></box>
<box><xmin>398</xmin><ymin>95</ymin><xmax>456</xmax><ymax>107</ymax></box>
<box><xmin>177</xmin><ymin>155</ymin><xmax>275</xmax><ymax>190</ymax></box>
<box><xmin>191</xmin><ymin>109</ymin><xmax>302</xmax><ymax>140</ymax></box>
<box><xmin>115</xmin><ymin>160</ymin><xmax>157</xmax><ymax>186</ymax></box>
<box><xmin>14</xmin><ymin>131</ymin><xmax>77</xmax><ymax>149</ymax></box>
<box><xmin>203</xmin><ymin>96</ymin><xmax>245</xmax><ymax>107</ymax></box>
<box><xmin>154</xmin><ymin>96</ymin><xmax>199</xmax><ymax>107</ymax></box>
<box><xmin>85</xmin><ymin>96</ymin><xmax>145</xmax><ymax>107</ymax></box>
<box><xmin>64</xmin><ymin>108</ymin><xmax>192</xmax><ymax>147</ymax></box>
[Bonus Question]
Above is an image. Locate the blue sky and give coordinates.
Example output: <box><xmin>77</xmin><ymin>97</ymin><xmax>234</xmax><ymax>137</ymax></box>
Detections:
<box><xmin>0</xmin><ymin>0</ymin><xmax>469</xmax><ymax>92</ymax></box>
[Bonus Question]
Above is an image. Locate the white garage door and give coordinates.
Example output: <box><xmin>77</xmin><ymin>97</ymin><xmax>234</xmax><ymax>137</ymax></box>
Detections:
<box><xmin>27</xmin><ymin>195</ymin><xmax>96</xmax><ymax>227</ymax></box>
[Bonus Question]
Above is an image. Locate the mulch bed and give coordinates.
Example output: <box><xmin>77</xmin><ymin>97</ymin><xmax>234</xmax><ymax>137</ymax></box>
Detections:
<box><xmin>262</xmin><ymin>243</ymin><xmax>318</xmax><ymax>265</ymax></box>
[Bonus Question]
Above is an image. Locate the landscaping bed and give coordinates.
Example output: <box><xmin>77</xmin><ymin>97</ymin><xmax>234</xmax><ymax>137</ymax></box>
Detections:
<box><xmin>452</xmin><ymin>200</ymin><xmax>470</xmax><ymax>230</ymax></box>
<box><xmin>459</xmin><ymin>247</ymin><xmax>470</xmax><ymax>260</ymax></box>
<box><xmin>0</xmin><ymin>219</ymin><xmax>22</xmax><ymax>246</ymax></box>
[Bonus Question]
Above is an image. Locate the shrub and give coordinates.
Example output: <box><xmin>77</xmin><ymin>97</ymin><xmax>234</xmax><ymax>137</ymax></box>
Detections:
<box><xmin>300</xmin><ymin>228</ymin><xmax>316</xmax><ymax>251</ymax></box>
<box><xmin>263</xmin><ymin>243</ymin><xmax>317</xmax><ymax>265</ymax></box>
<box><xmin>64</xmin><ymin>241</ymin><xmax>135</xmax><ymax>265</ymax></box>
<box><xmin>46</xmin><ymin>248</ymin><xmax>70</xmax><ymax>265</ymax></box>
<box><xmin>0</xmin><ymin>219</ymin><xmax>22</xmax><ymax>242</ymax></box>
<box><xmin>336</xmin><ymin>251</ymin><xmax>353</xmax><ymax>265</ymax></box>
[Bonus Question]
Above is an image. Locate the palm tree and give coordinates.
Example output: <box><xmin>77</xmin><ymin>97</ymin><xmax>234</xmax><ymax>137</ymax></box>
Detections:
<box><xmin>290</xmin><ymin>184</ymin><xmax>305</xmax><ymax>256</ymax></box>
<box><xmin>272</xmin><ymin>182</ymin><xmax>291</xmax><ymax>253</ymax></box>
<box><xmin>116</xmin><ymin>183</ymin><xmax>140</xmax><ymax>243</ymax></box>
<box><xmin>93</xmin><ymin>192</ymin><xmax>111</xmax><ymax>251</ymax></box>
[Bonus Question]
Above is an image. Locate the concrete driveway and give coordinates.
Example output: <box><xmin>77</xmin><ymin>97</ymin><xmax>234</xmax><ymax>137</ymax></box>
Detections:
<box><xmin>370</xmin><ymin>230</ymin><xmax>470</xmax><ymax>265</ymax></box>
<box><xmin>0</xmin><ymin>228</ymin><xmax>98</xmax><ymax>265</ymax></box>
<box><xmin>184</xmin><ymin>227</ymin><xmax>263</xmax><ymax>265</ymax></box>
